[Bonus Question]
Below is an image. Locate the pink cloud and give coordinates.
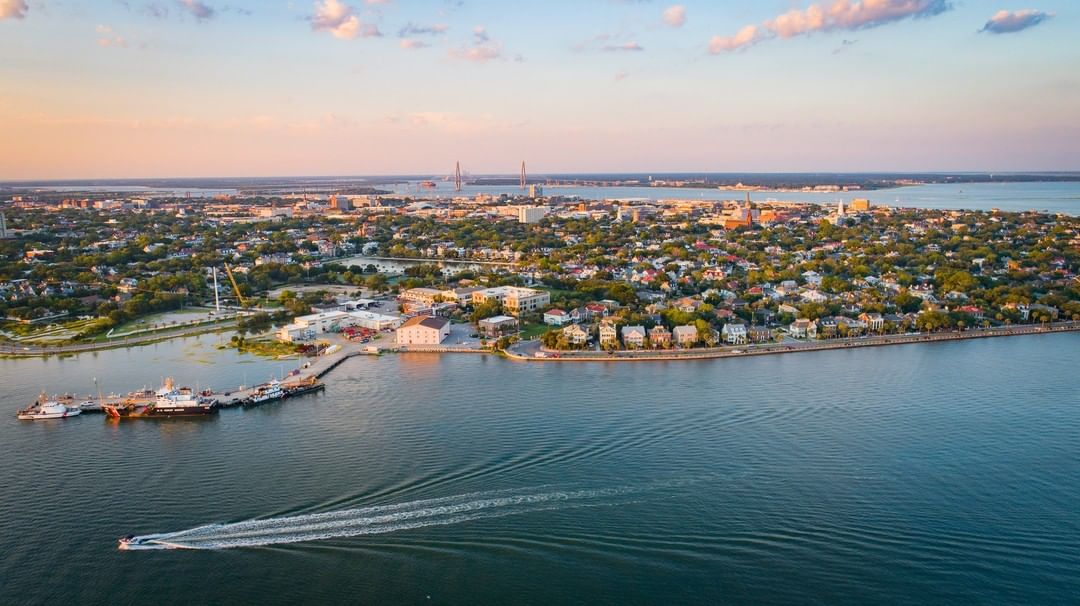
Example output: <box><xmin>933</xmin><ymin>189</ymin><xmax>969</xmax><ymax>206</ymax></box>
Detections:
<box><xmin>980</xmin><ymin>9</ymin><xmax>1052</xmax><ymax>34</ymax></box>
<box><xmin>708</xmin><ymin>25</ymin><xmax>762</xmax><ymax>53</ymax></box>
<box><xmin>0</xmin><ymin>0</ymin><xmax>28</xmax><ymax>20</ymax></box>
<box><xmin>663</xmin><ymin>5</ymin><xmax>687</xmax><ymax>28</ymax></box>
<box><xmin>311</xmin><ymin>0</ymin><xmax>381</xmax><ymax>40</ymax></box>
<box><xmin>448</xmin><ymin>25</ymin><xmax>504</xmax><ymax>62</ymax></box>
<box><xmin>710</xmin><ymin>0</ymin><xmax>951</xmax><ymax>53</ymax></box>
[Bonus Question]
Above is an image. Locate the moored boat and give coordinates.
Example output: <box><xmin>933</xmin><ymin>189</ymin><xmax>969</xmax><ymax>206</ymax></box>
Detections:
<box><xmin>17</xmin><ymin>395</ymin><xmax>83</xmax><ymax>420</ymax></box>
<box><xmin>103</xmin><ymin>378</ymin><xmax>217</xmax><ymax>419</ymax></box>
<box><xmin>242</xmin><ymin>377</ymin><xmax>324</xmax><ymax>407</ymax></box>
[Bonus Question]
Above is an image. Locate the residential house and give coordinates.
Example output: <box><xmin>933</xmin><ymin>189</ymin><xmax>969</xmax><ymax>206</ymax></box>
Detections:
<box><xmin>621</xmin><ymin>325</ymin><xmax>647</xmax><ymax>349</ymax></box>
<box><xmin>789</xmin><ymin>318</ymin><xmax>817</xmax><ymax>339</ymax></box>
<box><xmin>748</xmin><ymin>326</ymin><xmax>772</xmax><ymax>343</ymax></box>
<box><xmin>562</xmin><ymin>324</ymin><xmax>590</xmax><ymax>347</ymax></box>
<box><xmin>722</xmin><ymin>322</ymin><xmax>748</xmax><ymax>345</ymax></box>
<box><xmin>673</xmin><ymin>297</ymin><xmax>702</xmax><ymax>313</ymax></box>
<box><xmin>672</xmin><ymin>325</ymin><xmax>699</xmax><ymax>348</ymax></box>
<box><xmin>647</xmin><ymin>325</ymin><xmax>672</xmax><ymax>349</ymax></box>
<box><xmin>859</xmin><ymin>312</ymin><xmax>885</xmax><ymax>332</ymax></box>
<box><xmin>543</xmin><ymin>309</ymin><xmax>570</xmax><ymax>326</ymax></box>
<box><xmin>599</xmin><ymin>321</ymin><xmax>619</xmax><ymax>348</ymax></box>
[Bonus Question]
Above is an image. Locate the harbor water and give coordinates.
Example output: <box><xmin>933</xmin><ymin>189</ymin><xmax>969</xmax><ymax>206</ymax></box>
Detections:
<box><xmin>1</xmin><ymin>333</ymin><xmax>1078</xmax><ymax>604</ymax></box>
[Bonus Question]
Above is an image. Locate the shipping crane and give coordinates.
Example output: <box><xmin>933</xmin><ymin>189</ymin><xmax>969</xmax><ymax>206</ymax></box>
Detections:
<box><xmin>223</xmin><ymin>263</ymin><xmax>247</xmax><ymax>308</ymax></box>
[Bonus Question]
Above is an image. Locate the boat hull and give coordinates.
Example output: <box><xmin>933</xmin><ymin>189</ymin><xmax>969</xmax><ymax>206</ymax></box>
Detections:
<box><xmin>242</xmin><ymin>382</ymin><xmax>324</xmax><ymax>407</ymax></box>
<box><xmin>104</xmin><ymin>404</ymin><xmax>217</xmax><ymax>419</ymax></box>
<box><xmin>17</xmin><ymin>409</ymin><xmax>82</xmax><ymax>420</ymax></box>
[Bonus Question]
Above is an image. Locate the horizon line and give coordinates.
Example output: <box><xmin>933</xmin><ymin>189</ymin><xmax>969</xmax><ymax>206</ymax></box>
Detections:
<box><xmin>4</xmin><ymin>170</ymin><xmax>1080</xmax><ymax>185</ymax></box>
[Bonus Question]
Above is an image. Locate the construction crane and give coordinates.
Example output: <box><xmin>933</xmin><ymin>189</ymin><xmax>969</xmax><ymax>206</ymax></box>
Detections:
<box><xmin>223</xmin><ymin>263</ymin><xmax>247</xmax><ymax>308</ymax></box>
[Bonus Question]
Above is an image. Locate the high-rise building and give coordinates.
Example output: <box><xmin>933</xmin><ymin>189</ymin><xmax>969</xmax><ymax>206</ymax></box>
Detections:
<box><xmin>528</xmin><ymin>184</ymin><xmax>544</xmax><ymax>198</ymax></box>
<box><xmin>329</xmin><ymin>195</ymin><xmax>353</xmax><ymax>211</ymax></box>
<box><xmin>0</xmin><ymin>212</ymin><xmax>9</xmax><ymax>239</ymax></box>
<box><xmin>517</xmin><ymin>206</ymin><xmax>549</xmax><ymax>224</ymax></box>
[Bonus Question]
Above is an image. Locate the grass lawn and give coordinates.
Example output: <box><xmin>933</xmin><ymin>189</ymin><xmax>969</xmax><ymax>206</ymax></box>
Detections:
<box><xmin>519</xmin><ymin>322</ymin><xmax>552</xmax><ymax>340</ymax></box>
<box><xmin>1</xmin><ymin>318</ymin><xmax>107</xmax><ymax>344</ymax></box>
<box><xmin>109</xmin><ymin>308</ymin><xmax>217</xmax><ymax>335</ymax></box>
<box><xmin>540</xmin><ymin>287</ymin><xmax>578</xmax><ymax>301</ymax></box>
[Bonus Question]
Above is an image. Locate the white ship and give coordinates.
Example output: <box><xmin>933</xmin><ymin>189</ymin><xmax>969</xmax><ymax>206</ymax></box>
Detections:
<box><xmin>17</xmin><ymin>394</ymin><xmax>84</xmax><ymax>420</ymax></box>
<box><xmin>246</xmin><ymin>380</ymin><xmax>285</xmax><ymax>405</ymax></box>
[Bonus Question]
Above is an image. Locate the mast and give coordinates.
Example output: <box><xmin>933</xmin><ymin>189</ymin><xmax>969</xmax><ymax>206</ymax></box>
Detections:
<box><xmin>212</xmin><ymin>267</ymin><xmax>220</xmax><ymax>313</ymax></box>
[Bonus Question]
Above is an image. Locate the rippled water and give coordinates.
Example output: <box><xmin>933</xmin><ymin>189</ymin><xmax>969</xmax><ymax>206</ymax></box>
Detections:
<box><xmin>1</xmin><ymin>334</ymin><xmax>1078</xmax><ymax>604</ymax></box>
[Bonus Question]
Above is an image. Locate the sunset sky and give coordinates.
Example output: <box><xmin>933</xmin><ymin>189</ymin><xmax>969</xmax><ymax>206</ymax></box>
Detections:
<box><xmin>1</xmin><ymin>0</ymin><xmax>1077</xmax><ymax>179</ymax></box>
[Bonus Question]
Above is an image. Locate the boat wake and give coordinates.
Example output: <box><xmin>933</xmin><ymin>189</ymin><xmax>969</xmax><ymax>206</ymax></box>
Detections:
<box><xmin>120</xmin><ymin>485</ymin><xmax>650</xmax><ymax>551</ymax></box>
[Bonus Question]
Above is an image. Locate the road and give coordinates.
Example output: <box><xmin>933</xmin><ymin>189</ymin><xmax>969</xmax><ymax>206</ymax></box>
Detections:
<box><xmin>506</xmin><ymin>322</ymin><xmax>1080</xmax><ymax>362</ymax></box>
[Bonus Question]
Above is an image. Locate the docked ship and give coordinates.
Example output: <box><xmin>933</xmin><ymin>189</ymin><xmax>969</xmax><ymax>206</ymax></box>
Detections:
<box><xmin>17</xmin><ymin>394</ymin><xmax>84</xmax><ymax>420</ymax></box>
<box><xmin>243</xmin><ymin>380</ymin><xmax>285</xmax><ymax>406</ymax></box>
<box><xmin>103</xmin><ymin>378</ymin><xmax>217</xmax><ymax>419</ymax></box>
<box><xmin>242</xmin><ymin>377</ymin><xmax>325</xmax><ymax>407</ymax></box>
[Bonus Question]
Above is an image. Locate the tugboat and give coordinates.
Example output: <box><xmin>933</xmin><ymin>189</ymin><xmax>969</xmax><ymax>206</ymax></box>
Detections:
<box><xmin>103</xmin><ymin>378</ymin><xmax>217</xmax><ymax>419</ymax></box>
<box><xmin>17</xmin><ymin>393</ymin><xmax>83</xmax><ymax>420</ymax></box>
<box><xmin>243</xmin><ymin>377</ymin><xmax>325</xmax><ymax>407</ymax></box>
<box><xmin>242</xmin><ymin>380</ymin><xmax>285</xmax><ymax>407</ymax></box>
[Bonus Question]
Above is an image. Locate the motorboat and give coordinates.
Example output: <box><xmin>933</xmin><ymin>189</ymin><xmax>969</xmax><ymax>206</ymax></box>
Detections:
<box><xmin>17</xmin><ymin>396</ymin><xmax>83</xmax><ymax>420</ymax></box>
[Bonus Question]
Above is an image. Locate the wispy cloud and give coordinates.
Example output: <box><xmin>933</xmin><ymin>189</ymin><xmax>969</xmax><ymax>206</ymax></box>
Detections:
<box><xmin>448</xmin><ymin>25</ymin><xmax>504</xmax><ymax>62</ymax></box>
<box><xmin>311</xmin><ymin>0</ymin><xmax>380</xmax><ymax>40</ymax></box>
<box><xmin>832</xmin><ymin>38</ymin><xmax>858</xmax><ymax>54</ymax></box>
<box><xmin>709</xmin><ymin>0</ymin><xmax>951</xmax><ymax>54</ymax></box>
<box><xmin>605</xmin><ymin>41</ymin><xmax>643</xmax><ymax>52</ymax></box>
<box><xmin>979</xmin><ymin>9</ymin><xmax>1052</xmax><ymax>34</ymax></box>
<box><xmin>663</xmin><ymin>5</ymin><xmax>686</xmax><ymax>28</ymax></box>
<box><xmin>709</xmin><ymin>25</ymin><xmax>762</xmax><ymax>53</ymax></box>
<box><xmin>96</xmin><ymin>25</ymin><xmax>129</xmax><ymax>48</ymax></box>
<box><xmin>398</xmin><ymin>22</ymin><xmax>448</xmax><ymax>38</ymax></box>
<box><xmin>575</xmin><ymin>33</ymin><xmax>644</xmax><ymax>53</ymax></box>
<box><xmin>400</xmin><ymin>38</ymin><xmax>429</xmax><ymax>50</ymax></box>
<box><xmin>0</xmin><ymin>0</ymin><xmax>28</xmax><ymax>20</ymax></box>
<box><xmin>177</xmin><ymin>0</ymin><xmax>215</xmax><ymax>22</ymax></box>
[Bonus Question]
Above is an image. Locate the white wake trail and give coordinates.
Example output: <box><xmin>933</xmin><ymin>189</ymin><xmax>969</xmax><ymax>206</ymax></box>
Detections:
<box><xmin>126</xmin><ymin>486</ymin><xmax>642</xmax><ymax>550</ymax></box>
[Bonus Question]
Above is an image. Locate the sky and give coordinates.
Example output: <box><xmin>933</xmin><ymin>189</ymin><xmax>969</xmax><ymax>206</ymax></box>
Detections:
<box><xmin>0</xmin><ymin>0</ymin><xmax>1077</xmax><ymax>179</ymax></box>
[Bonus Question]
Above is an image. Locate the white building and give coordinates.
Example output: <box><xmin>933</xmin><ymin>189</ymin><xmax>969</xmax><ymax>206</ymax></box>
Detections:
<box><xmin>543</xmin><ymin>309</ymin><xmax>570</xmax><ymax>326</ymax></box>
<box><xmin>517</xmin><ymin>206</ymin><xmax>550</xmax><ymax>224</ymax></box>
<box><xmin>722</xmin><ymin>322</ymin><xmax>748</xmax><ymax>345</ymax></box>
<box><xmin>396</xmin><ymin>315</ymin><xmax>451</xmax><ymax>345</ymax></box>
<box><xmin>347</xmin><ymin>311</ymin><xmax>402</xmax><ymax>331</ymax></box>
<box><xmin>277</xmin><ymin>311</ymin><xmax>350</xmax><ymax>343</ymax></box>
<box><xmin>293</xmin><ymin>311</ymin><xmax>351</xmax><ymax>334</ymax></box>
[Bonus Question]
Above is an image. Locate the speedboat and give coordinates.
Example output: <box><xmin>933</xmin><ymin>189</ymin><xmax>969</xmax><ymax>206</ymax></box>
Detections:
<box><xmin>17</xmin><ymin>400</ymin><xmax>83</xmax><ymax>420</ymax></box>
<box><xmin>118</xmin><ymin>535</ymin><xmax>148</xmax><ymax>550</ymax></box>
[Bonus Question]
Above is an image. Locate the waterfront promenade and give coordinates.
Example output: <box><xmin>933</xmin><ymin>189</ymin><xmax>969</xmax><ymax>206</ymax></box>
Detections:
<box><xmin>504</xmin><ymin>322</ymin><xmax>1080</xmax><ymax>363</ymax></box>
